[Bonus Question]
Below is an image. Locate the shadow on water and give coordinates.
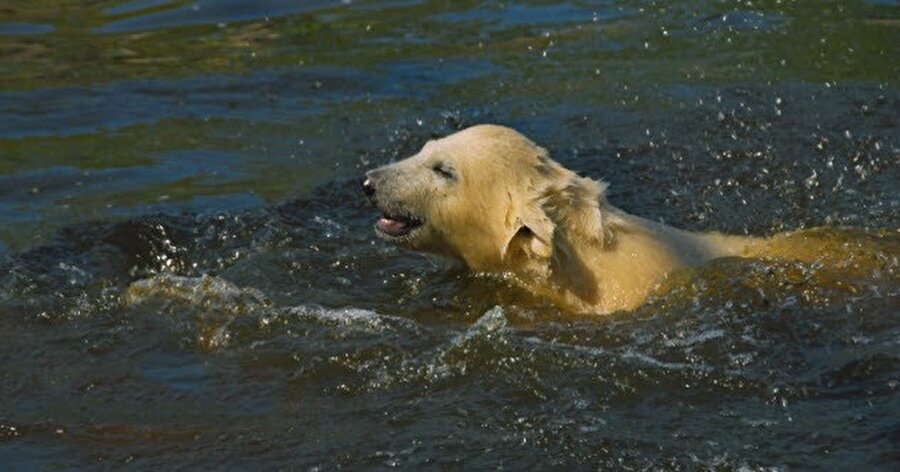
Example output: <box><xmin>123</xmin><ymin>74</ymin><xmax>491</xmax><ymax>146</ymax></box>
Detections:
<box><xmin>1</xmin><ymin>0</ymin><xmax>899</xmax><ymax>469</ymax></box>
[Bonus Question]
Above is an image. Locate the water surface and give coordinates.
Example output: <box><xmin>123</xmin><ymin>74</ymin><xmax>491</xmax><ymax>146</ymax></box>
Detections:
<box><xmin>1</xmin><ymin>0</ymin><xmax>898</xmax><ymax>469</ymax></box>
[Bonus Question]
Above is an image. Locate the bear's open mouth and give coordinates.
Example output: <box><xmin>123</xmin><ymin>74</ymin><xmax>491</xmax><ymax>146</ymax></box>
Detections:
<box><xmin>375</xmin><ymin>212</ymin><xmax>423</xmax><ymax>238</ymax></box>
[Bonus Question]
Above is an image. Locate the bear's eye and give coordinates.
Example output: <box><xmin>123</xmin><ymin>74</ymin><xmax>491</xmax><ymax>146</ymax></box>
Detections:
<box><xmin>432</xmin><ymin>161</ymin><xmax>457</xmax><ymax>180</ymax></box>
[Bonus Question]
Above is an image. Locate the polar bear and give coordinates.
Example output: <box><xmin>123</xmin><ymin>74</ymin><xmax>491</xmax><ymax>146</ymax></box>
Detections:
<box><xmin>361</xmin><ymin>124</ymin><xmax>882</xmax><ymax>313</ymax></box>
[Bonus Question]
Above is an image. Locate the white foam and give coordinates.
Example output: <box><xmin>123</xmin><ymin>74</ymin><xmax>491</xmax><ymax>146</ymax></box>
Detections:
<box><xmin>125</xmin><ymin>274</ymin><xmax>270</xmax><ymax>312</ymax></box>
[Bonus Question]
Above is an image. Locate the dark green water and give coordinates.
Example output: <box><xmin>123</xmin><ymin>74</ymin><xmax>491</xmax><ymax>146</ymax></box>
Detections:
<box><xmin>1</xmin><ymin>0</ymin><xmax>898</xmax><ymax>469</ymax></box>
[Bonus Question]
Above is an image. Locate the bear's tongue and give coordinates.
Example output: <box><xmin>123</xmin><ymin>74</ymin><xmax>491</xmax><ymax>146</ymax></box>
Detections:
<box><xmin>377</xmin><ymin>217</ymin><xmax>409</xmax><ymax>237</ymax></box>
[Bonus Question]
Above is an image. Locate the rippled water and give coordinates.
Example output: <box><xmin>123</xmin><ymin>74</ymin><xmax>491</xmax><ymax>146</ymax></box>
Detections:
<box><xmin>1</xmin><ymin>0</ymin><xmax>898</xmax><ymax>469</ymax></box>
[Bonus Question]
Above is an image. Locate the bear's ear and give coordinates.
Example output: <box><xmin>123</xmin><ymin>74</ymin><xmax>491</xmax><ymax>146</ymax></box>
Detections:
<box><xmin>502</xmin><ymin>201</ymin><xmax>554</xmax><ymax>262</ymax></box>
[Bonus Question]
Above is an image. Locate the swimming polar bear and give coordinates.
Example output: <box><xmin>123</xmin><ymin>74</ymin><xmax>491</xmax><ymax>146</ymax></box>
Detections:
<box><xmin>361</xmin><ymin>124</ymin><xmax>884</xmax><ymax>314</ymax></box>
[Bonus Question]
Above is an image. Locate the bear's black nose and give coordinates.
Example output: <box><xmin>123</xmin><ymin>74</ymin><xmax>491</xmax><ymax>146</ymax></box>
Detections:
<box><xmin>361</xmin><ymin>176</ymin><xmax>376</xmax><ymax>197</ymax></box>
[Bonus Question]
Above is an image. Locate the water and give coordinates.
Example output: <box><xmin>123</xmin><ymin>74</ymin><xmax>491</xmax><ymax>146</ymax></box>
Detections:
<box><xmin>1</xmin><ymin>0</ymin><xmax>898</xmax><ymax>469</ymax></box>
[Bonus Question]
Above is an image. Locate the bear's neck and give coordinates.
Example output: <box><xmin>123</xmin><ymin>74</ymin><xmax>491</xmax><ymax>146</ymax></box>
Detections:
<box><xmin>538</xmin><ymin>206</ymin><xmax>750</xmax><ymax>313</ymax></box>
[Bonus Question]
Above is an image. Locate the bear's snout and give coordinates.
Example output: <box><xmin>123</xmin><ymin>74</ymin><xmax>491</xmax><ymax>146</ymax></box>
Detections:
<box><xmin>362</xmin><ymin>168</ymin><xmax>385</xmax><ymax>201</ymax></box>
<box><xmin>361</xmin><ymin>176</ymin><xmax>376</xmax><ymax>198</ymax></box>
